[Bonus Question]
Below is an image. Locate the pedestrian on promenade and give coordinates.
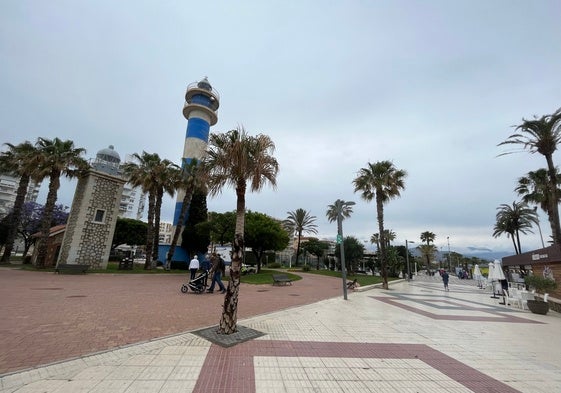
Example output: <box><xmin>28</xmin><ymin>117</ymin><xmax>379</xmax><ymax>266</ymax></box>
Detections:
<box><xmin>189</xmin><ymin>255</ymin><xmax>199</xmax><ymax>281</ymax></box>
<box><xmin>207</xmin><ymin>253</ymin><xmax>226</xmax><ymax>294</ymax></box>
<box><xmin>442</xmin><ymin>270</ymin><xmax>449</xmax><ymax>291</ymax></box>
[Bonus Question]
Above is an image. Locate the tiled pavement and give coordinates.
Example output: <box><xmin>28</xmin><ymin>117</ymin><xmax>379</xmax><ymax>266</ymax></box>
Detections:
<box><xmin>1</xmin><ymin>272</ymin><xmax>561</xmax><ymax>392</ymax></box>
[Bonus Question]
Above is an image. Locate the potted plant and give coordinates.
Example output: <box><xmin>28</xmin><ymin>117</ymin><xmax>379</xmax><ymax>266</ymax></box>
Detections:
<box><xmin>524</xmin><ymin>275</ymin><xmax>558</xmax><ymax>315</ymax></box>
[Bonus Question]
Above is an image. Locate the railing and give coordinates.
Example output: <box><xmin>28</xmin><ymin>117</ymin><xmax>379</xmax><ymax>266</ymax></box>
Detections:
<box><xmin>186</xmin><ymin>81</ymin><xmax>220</xmax><ymax>101</ymax></box>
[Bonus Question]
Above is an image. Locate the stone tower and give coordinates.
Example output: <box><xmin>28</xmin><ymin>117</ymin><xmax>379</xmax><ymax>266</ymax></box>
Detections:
<box><xmin>57</xmin><ymin>145</ymin><xmax>126</xmax><ymax>269</ymax></box>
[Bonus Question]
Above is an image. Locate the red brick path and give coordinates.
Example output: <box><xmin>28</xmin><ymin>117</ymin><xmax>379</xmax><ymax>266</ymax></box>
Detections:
<box><xmin>0</xmin><ymin>268</ymin><xmax>343</xmax><ymax>375</ymax></box>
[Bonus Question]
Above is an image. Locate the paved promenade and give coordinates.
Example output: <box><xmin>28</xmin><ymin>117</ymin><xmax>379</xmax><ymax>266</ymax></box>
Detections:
<box><xmin>1</xmin><ymin>270</ymin><xmax>561</xmax><ymax>392</ymax></box>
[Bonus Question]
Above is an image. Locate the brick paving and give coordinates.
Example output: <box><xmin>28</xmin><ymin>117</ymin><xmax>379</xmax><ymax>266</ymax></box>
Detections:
<box><xmin>2</xmin><ymin>270</ymin><xmax>561</xmax><ymax>392</ymax></box>
<box><xmin>0</xmin><ymin>268</ymin><xmax>343</xmax><ymax>375</ymax></box>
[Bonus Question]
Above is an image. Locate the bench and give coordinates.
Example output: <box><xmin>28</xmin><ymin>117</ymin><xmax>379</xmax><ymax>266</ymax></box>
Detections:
<box><xmin>118</xmin><ymin>259</ymin><xmax>134</xmax><ymax>270</ymax></box>
<box><xmin>55</xmin><ymin>264</ymin><xmax>90</xmax><ymax>274</ymax></box>
<box><xmin>272</xmin><ymin>274</ymin><xmax>292</xmax><ymax>286</ymax></box>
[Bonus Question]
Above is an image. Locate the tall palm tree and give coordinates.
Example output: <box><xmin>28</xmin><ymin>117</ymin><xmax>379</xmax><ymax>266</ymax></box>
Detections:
<box><xmin>353</xmin><ymin>160</ymin><xmax>407</xmax><ymax>289</ymax></box>
<box><xmin>165</xmin><ymin>160</ymin><xmax>207</xmax><ymax>269</ymax></box>
<box><xmin>420</xmin><ymin>231</ymin><xmax>436</xmax><ymax>271</ymax></box>
<box><xmin>370</xmin><ymin>233</ymin><xmax>380</xmax><ymax>252</ymax></box>
<box><xmin>493</xmin><ymin>201</ymin><xmax>538</xmax><ymax>254</ymax></box>
<box><xmin>498</xmin><ymin>108</ymin><xmax>561</xmax><ymax>244</ymax></box>
<box><xmin>420</xmin><ymin>231</ymin><xmax>436</xmax><ymax>245</ymax></box>
<box><xmin>123</xmin><ymin>152</ymin><xmax>176</xmax><ymax>269</ymax></box>
<box><xmin>150</xmin><ymin>158</ymin><xmax>180</xmax><ymax>264</ymax></box>
<box><xmin>206</xmin><ymin>127</ymin><xmax>279</xmax><ymax>334</ymax></box>
<box><xmin>515</xmin><ymin>168</ymin><xmax>561</xmax><ymax>243</ymax></box>
<box><xmin>326</xmin><ymin>199</ymin><xmax>355</xmax><ymax>300</ymax></box>
<box><xmin>283</xmin><ymin>208</ymin><xmax>318</xmax><ymax>265</ymax></box>
<box><xmin>383</xmin><ymin>229</ymin><xmax>396</xmax><ymax>249</ymax></box>
<box><xmin>0</xmin><ymin>141</ymin><xmax>39</xmax><ymax>262</ymax></box>
<box><xmin>35</xmin><ymin>138</ymin><xmax>88</xmax><ymax>268</ymax></box>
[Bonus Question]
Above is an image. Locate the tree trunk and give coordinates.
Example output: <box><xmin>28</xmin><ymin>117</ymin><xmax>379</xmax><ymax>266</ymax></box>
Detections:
<box><xmin>144</xmin><ymin>192</ymin><xmax>156</xmax><ymax>270</ymax></box>
<box><xmin>1</xmin><ymin>175</ymin><xmax>29</xmax><ymax>262</ymax></box>
<box><xmin>152</xmin><ymin>189</ymin><xmax>163</xmax><ymax>264</ymax></box>
<box><xmin>36</xmin><ymin>172</ymin><xmax>60</xmax><ymax>268</ymax></box>
<box><xmin>295</xmin><ymin>231</ymin><xmax>303</xmax><ymax>266</ymax></box>
<box><xmin>376</xmin><ymin>193</ymin><xmax>388</xmax><ymax>289</ymax></box>
<box><xmin>546</xmin><ymin>154</ymin><xmax>561</xmax><ymax>245</ymax></box>
<box><xmin>218</xmin><ymin>183</ymin><xmax>246</xmax><ymax>334</ymax></box>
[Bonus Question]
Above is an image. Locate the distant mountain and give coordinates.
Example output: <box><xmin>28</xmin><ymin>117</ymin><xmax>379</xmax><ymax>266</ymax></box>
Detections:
<box><xmin>410</xmin><ymin>248</ymin><xmax>511</xmax><ymax>262</ymax></box>
<box><xmin>461</xmin><ymin>251</ymin><xmax>511</xmax><ymax>261</ymax></box>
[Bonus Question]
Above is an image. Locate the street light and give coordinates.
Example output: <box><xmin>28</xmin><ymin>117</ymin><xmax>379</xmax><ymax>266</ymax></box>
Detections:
<box><xmin>406</xmin><ymin>240</ymin><xmax>415</xmax><ymax>281</ymax></box>
<box><xmin>447</xmin><ymin>236</ymin><xmax>451</xmax><ymax>271</ymax></box>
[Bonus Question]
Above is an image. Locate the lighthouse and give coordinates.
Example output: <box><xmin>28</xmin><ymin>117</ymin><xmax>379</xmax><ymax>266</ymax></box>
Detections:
<box><xmin>173</xmin><ymin>77</ymin><xmax>220</xmax><ymax>225</ymax></box>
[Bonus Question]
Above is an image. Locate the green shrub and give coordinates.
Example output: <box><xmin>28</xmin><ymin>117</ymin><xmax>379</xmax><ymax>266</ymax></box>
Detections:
<box><xmin>268</xmin><ymin>262</ymin><xmax>282</xmax><ymax>268</ymax></box>
<box><xmin>524</xmin><ymin>275</ymin><xmax>558</xmax><ymax>294</ymax></box>
<box><xmin>302</xmin><ymin>265</ymin><xmax>311</xmax><ymax>272</ymax></box>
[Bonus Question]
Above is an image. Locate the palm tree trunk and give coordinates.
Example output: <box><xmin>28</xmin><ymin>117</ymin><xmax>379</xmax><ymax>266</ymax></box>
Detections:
<box><xmin>546</xmin><ymin>154</ymin><xmax>561</xmax><ymax>245</ymax></box>
<box><xmin>218</xmin><ymin>183</ymin><xmax>246</xmax><ymax>334</ymax></box>
<box><xmin>144</xmin><ymin>192</ymin><xmax>156</xmax><ymax>270</ymax></box>
<box><xmin>296</xmin><ymin>231</ymin><xmax>302</xmax><ymax>265</ymax></box>
<box><xmin>1</xmin><ymin>175</ymin><xmax>29</xmax><ymax>262</ymax></box>
<box><xmin>36</xmin><ymin>172</ymin><xmax>60</xmax><ymax>268</ymax></box>
<box><xmin>376</xmin><ymin>194</ymin><xmax>388</xmax><ymax>290</ymax></box>
<box><xmin>515</xmin><ymin>230</ymin><xmax>522</xmax><ymax>254</ymax></box>
<box><xmin>152</xmin><ymin>189</ymin><xmax>163</xmax><ymax>264</ymax></box>
<box><xmin>166</xmin><ymin>188</ymin><xmax>195</xmax><ymax>269</ymax></box>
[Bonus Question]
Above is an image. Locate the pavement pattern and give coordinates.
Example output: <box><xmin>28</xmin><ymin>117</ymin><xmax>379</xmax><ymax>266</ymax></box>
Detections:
<box><xmin>1</xmin><ymin>270</ymin><xmax>560</xmax><ymax>392</ymax></box>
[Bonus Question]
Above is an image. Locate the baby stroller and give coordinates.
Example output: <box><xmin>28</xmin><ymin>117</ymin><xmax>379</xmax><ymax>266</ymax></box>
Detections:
<box><xmin>181</xmin><ymin>270</ymin><xmax>209</xmax><ymax>294</ymax></box>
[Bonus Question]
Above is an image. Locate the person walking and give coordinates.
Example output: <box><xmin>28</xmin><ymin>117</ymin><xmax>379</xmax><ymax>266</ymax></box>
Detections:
<box><xmin>189</xmin><ymin>255</ymin><xmax>199</xmax><ymax>281</ymax></box>
<box><xmin>442</xmin><ymin>270</ymin><xmax>450</xmax><ymax>291</ymax></box>
<box><xmin>207</xmin><ymin>253</ymin><xmax>226</xmax><ymax>294</ymax></box>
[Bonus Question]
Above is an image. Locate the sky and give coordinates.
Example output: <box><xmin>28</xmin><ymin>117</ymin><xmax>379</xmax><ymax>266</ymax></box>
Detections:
<box><xmin>1</xmin><ymin>0</ymin><xmax>561</xmax><ymax>257</ymax></box>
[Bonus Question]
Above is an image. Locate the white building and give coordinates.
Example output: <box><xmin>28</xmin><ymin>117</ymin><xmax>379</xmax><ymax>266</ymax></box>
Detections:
<box><xmin>117</xmin><ymin>154</ymin><xmax>146</xmax><ymax>220</ymax></box>
<box><xmin>0</xmin><ymin>174</ymin><xmax>41</xmax><ymax>218</ymax></box>
<box><xmin>159</xmin><ymin>221</ymin><xmax>174</xmax><ymax>245</ymax></box>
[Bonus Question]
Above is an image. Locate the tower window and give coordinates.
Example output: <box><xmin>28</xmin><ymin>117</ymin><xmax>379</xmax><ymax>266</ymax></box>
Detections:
<box><xmin>93</xmin><ymin>209</ymin><xmax>105</xmax><ymax>223</ymax></box>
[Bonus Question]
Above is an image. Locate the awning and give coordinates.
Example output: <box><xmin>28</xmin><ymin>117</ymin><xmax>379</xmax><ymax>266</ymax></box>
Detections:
<box><xmin>501</xmin><ymin>244</ymin><xmax>561</xmax><ymax>267</ymax></box>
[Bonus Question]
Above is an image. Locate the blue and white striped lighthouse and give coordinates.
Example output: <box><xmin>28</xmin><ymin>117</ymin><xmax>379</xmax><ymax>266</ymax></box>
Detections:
<box><xmin>173</xmin><ymin>77</ymin><xmax>220</xmax><ymax>225</ymax></box>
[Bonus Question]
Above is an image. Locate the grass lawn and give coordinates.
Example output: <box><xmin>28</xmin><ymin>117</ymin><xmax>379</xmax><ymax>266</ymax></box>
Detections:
<box><xmin>291</xmin><ymin>269</ymin><xmax>390</xmax><ymax>287</ymax></box>
<box><xmin>237</xmin><ymin>269</ymin><xmax>302</xmax><ymax>285</ymax></box>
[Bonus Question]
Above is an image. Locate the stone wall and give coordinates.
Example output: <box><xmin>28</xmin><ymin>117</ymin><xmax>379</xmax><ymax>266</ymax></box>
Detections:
<box><xmin>58</xmin><ymin>170</ymin><xmax>125</xmax><ymax>269</ymax></box>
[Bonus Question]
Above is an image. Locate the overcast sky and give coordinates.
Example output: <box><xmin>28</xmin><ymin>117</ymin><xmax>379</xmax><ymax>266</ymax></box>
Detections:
<box><xmin>1</xmin><ymin>1</ymin><xmax>561</xmax><ymax>256</ymax></box>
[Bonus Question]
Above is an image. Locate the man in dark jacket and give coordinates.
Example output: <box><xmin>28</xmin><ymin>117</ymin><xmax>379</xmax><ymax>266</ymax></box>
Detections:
<box><xmin>207</xmin><ymin>253</ymin><xmax>226</xmax><ymax>294</ymax></box>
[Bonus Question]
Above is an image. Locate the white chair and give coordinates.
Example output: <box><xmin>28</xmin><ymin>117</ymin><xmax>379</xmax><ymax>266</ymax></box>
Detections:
<box><xmin>520</xmin><ymin>290</ymin><xmax>534</xmax><ymax>310</ymax></box>
<box><xmin>505</xmin><ymin>288</ymin><xmax>522</xmax><ymax>309</ymax></box>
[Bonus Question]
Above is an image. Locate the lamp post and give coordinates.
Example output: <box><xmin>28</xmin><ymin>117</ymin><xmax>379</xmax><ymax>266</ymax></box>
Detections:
<box><xmin>533</xmin><ymin>206</ymin><xmax>545</xmax><ymax>248</ymax></box>
<box><xmin>406</xmin><ymin>240</ymin><xmax>415</xmax><ymax>281</ymax></box>
<box><xmin>447</xmin><ymin>236</ymin><xmax>451</xmax><ymax>271</ymax></box>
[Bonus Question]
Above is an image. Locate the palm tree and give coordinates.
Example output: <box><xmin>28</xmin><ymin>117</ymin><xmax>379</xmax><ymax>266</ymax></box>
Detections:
<box><xmin>420</xmin><ymin>231</ymin><xmax>436</xmax><ymax>245</ymax></box>
<box><xmin>206</xmin><ymin>127</ymin><xmax>279</xmax><ymax>334</ymax></box>
<box><xmin>420</xmin><ymin>231</ymin><xmax>436</xmax><ymax>272</ymax></box>
<box><xmin>493</xmin><ymin>201</ymin><xmax>538</xmax><ymax>254</ymax></box>
<box><xmin>165</xmin><ymin>160</ymin><xmax>206</xmax><ymax>269</ymax></box>
<box><xmin>370</xmin><ymin>233</ymin><xmax>380</xmax><ymax>251</ymax></box>
<box><xmin>150</xmin><ymin>158</ymin><xmax>180</xmax><ymax>264</ymax></box>
<box><xmin>498</xmin><ymin>108</ymin><xmax>561</xmax><ymax>244</ymax></box>
<box><xmin>35</xmin><ymin>138</ymin><xmax>88</xmax><ymax>268</ymax></box>
<box><xmin>515</xmin><ymin>168</ymin><xmax>561</xmax><ymax>244</ymax></box>
<box><xmin>383</xmin><ymin>229</ymin><xmax>396</xmax><ymax>249</ymax></box>
<box><xmin>353</xmin><ymin>160</ymin><xmax>407</xmax><ymax>289</ymax></box>
<box><xmin>123</xmin><ymin>152</ymin><xmax>177</xmax><ymax>269</ymax></box>
<box><xmin>0</xmin><ymin>141</ymin><xmax>39</xmax><ymax>262</ymax></box>
<box><xmin>326</xmin><ymin>199</ymin><xmax>355</xmax><ymax>300</ymax></box>
<box><xmin>283</xmin><ymin>208</ymin><xmax>318</xmax><ymax>265</ymax></box>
